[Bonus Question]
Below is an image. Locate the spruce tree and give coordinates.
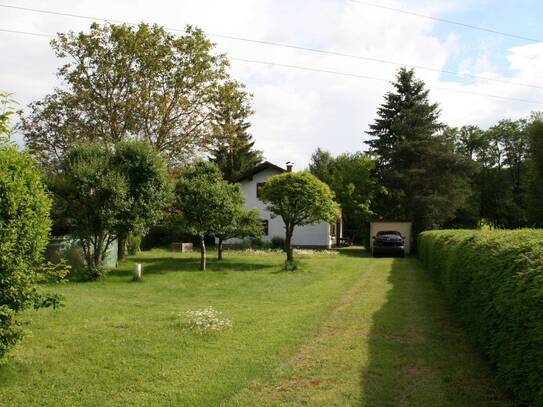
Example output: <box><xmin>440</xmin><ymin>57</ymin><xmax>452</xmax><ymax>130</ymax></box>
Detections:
<box><xmin>366</xmin><ymin>68</ymin><xmax>471</xmax><ymax>235</ymax></box>
<box><xmin>209</xmin><ymin>81</ymin><xmax>263</xmax><ymax>180</ymax></box>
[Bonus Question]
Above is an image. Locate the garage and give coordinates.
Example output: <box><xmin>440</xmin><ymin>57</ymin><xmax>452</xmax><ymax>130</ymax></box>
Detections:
<box><xmin>370</xmin><ymin>221</ymin><xmax>413</xmax><ymax>255</ymax></box>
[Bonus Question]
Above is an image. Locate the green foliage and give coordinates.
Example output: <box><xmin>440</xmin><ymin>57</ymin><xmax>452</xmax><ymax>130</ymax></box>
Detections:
<box><xmin>111</xmin><ymin>140</ymin><xmax>171</xmax><ymax>259</ymax></box>
<box><xmin>367</xmin><ymin>68</ymin><xmax>472</xmax><ymax>235</ymax></box>
<box><xmin>451</xmin><ymin>117</ymin><xmax>535</xmax><ymax>229</ymax></box>
<box><xmin>175</xmin><ymin>160</ymin><xmax>244</xmax><ymax>269</ymax></box>
<box><xmin>52</xmin><ymin>141</ymin><xmax>170</xmax><ymax>276</ymax></box>
<box><xmin>127</xmin><ymin>233</ymin><xmax>142</xmax><ymax>256</ymax></box>
<box><xmin>213</xmin><ymin>178</ymin><xmax>263</xmax><ymax>260</ymax></box>
<box><xmin>53</xmin><ymin>143</ymin><xmax>127</xmax><ymax>279</ymax></box>
<box><xmin>0</xmin><ymin>248</ymin><xmax>508</xmax><ymax>405</ymax></box>
<box><xmin>270</xmin><ymin>236</ymin><xmax>286</xmax><ymax>251</ymax></box>
<box><xmin>309</xmin><ymin>149</ymin><xmax>381</xmax><ymax>243</ymax></box>
<box><xmin>528</xmin><ymin>113</ymin><xmax>543</xmax><ymax>226</ymax></box>
<box><xmin>0</xmin><ymin>143</ymin><xmax>62</xmax><ymax>359</ymax></box>
<box><xmin>208</xmin><ymin>81</ymin><xmax>263</xmax><ymax>180</ymax></box>
<box><xmin>21</xmin><ymin>23</ymin><xmax>229</xmax><ymax>168</ymax></box>
<box><xmin>260</xmin><ymin>171</ymin><xmax>340</xmax><ymax>262</ymax></box>
<box><xmin>0</xmin><ymin>91</ymin><xmax>18</xmax><ymax>138</ymax></box>
<box><xmin>418</xmin><ymin>229</ymin><xmax>543</xmax><ymax>404</ymax></box>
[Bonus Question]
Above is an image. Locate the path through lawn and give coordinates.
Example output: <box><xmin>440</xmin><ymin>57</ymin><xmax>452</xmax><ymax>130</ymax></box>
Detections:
<box><xmin>0</xmin><ymin>249</ymin><xmax>509</xmax><ymax>406</ymax></box>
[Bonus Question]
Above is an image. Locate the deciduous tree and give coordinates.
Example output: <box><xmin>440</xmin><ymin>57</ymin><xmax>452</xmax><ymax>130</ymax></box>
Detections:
<box><xmin>309</xmin><ymin>150</ymin><xmax>381</xmax><ymax>243</ymax></box>
<box><xmin>21</xmin><ymin>23</ymin><xmax>229</xmax><ymax>169</ymax></box>
<box><xmin>175</xmin><ymin>161</ymin><xmax>243</xmax><ymax>270</ymax></box>
<box><xmin>215</xmin><ymin>208</ymin><xmax>263</xmax><ymax>260</ymax></box>
<box><xmin>52</xmin><ymin>144</ymin><xmax>127</xmax><ymax>278</ymax></box>
<box><xmin>112</xmin><ymin>141</ymin><xmax>171</xmax><ymax>260</ymax></box>
<box><xmin>260</xmin><ymin>172</ymin><xmax>340</xmax><ymax>264</ymax></box>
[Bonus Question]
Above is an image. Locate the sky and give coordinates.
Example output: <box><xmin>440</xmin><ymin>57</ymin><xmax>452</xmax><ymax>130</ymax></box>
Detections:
<box><xmin>1</xmin><ymin>0</ymin><xmax>542</xmax><ymax>168</ymax></box>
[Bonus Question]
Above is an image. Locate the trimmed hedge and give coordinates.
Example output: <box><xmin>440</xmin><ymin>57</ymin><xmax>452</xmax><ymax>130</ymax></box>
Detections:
<box><xmin>418</xmin><ymin>230</ymin><xmax>543</xmax><ymax>404</ymax></box>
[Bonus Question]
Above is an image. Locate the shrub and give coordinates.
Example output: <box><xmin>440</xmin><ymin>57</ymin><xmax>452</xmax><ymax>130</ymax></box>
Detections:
<box><xmin>0</xmin><ymin>144</ymin><xmax>62</xmax><ymax>359</ymax></box>
<box><xmin>270</xmin><ymin>236</ymin><xmax>285</xmax><ymax>251</ymax></box>
<box><xmin>127</xmin><ymin>233</ymin><xmax>142</xmax><ymax>255</ymax></box>
<box><xmin>184</xmin><ymin>307</ymin><xmax>232</xmax><ymax>334</ymax></box>
<box><xmin>418</xmin><ymin>229</ymin><xmax>543</xmax><ymax>404</ymax></box>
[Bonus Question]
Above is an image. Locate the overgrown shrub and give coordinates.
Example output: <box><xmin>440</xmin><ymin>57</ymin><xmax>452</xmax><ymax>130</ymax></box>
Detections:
<box><xmin>418</xmin><ymin>229</ymin><xmax>543</xmax><ymax>404</ymax></box>
<box><xmin>127</xmin><ymin>233</ymin><xmax>142</xmax><ymax>255</ymax></box>
<box><xmin>0</xmin><ymin>144</ymin><xmax>62</xmax><ymax>358</ymax></box>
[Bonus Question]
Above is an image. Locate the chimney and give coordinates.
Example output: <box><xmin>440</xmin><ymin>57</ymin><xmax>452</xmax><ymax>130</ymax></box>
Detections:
<box><xmin>286</xmin><ymin>161</ymin><xmax>293</xmax><ymax>172</ymax></box>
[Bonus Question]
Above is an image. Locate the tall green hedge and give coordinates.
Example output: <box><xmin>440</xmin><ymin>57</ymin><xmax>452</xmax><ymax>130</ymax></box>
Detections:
<box><xmin>418</xmin><ymin>230</ymin><xmax>543</xmax><ymax>404</ymax></box>
<box><xmin>0</xmin><ymin>144</ymin><xmax>54</xmax><ymax>358</ymax></box>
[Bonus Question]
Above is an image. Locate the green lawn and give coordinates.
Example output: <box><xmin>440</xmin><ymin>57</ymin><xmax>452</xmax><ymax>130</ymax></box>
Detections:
<box><xmin>0</xmin><ymin>249</ymin><xmax>510</xmax><ymax>406</ymax></box>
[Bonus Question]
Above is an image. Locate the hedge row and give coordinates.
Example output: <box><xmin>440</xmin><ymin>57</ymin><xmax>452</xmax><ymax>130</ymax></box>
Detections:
<box><xmin>418</xmin><ymin>230</ymin><xmax>543</xmax><ymax>405</ymax></box>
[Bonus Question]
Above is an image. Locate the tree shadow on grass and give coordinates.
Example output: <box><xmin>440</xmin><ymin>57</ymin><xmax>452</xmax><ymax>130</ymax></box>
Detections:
<box><xmin>336</xmin><ymin>247</ymin><xmax>372</xmax><ymax>258</ymax></box>
<box><xmin>110</xmin><ymin>256</ymin><xmax>278</xmax><ymax>278</ymax></box>
<box><xmin>359</xmin><ymin>258</ymin><xmax>510</xmax><ymax>407</ymax></box>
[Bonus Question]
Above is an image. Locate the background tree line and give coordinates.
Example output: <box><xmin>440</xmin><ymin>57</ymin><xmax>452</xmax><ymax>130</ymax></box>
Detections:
<box><xmin>309</xmin><ymin>68</ymin><xmax>543</xmax><ymax>244</ymax></box>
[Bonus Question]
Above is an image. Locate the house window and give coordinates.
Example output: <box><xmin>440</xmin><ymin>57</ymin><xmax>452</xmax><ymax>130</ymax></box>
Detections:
<box><xmin>256</xmin><ymin>182</ymin><xmax>266</xmax><ymax>198</ymax></box>
<box><xmin>330</xmin><ymin>223</ymin><xmax>336</xmax><ymax>237</ymax></box>
<box><xmin>262</xmin><ymin>220</ymin><xmax>269</xmax><ymax>236</ymax></box>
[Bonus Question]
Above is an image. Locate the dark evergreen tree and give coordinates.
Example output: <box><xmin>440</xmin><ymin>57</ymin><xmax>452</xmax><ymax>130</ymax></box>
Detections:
<box><xmin>527</xmin><ymin>113</ymin><xmax>543</xmax><ymax>226</ymax></box>
<box><xmin>209</xmin><ymin>81</ymin><xmax>263</xmax><ymax>180</ymax></box>
<box><xmin>366</xmin><ymin>68</ymin><xmax>472</xmax><ymax>235</ymax></box>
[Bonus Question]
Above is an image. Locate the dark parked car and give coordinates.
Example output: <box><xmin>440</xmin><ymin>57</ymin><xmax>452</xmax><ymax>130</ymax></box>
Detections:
<box><xmin>372</xmin><ymin>230</ymin><xmax>405</xmax><ymax>257</ymax></box>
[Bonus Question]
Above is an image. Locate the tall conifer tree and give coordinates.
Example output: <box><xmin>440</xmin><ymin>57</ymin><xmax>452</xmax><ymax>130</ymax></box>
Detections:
<box><xmin>209</xmin><ymin>81</ymin><xmax>263</xmax><ymax>180</ymax></box>
<box><xmin>366</xmin><ymin>68</ymin><xmax>471</xmax><ymax>235</ymax></box>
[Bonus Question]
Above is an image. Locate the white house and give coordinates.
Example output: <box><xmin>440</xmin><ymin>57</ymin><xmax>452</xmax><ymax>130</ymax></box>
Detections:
<box><xmin>223</xmin><ymin>161</ymin><xmax>341</xmax><ymax>249</ymax></box>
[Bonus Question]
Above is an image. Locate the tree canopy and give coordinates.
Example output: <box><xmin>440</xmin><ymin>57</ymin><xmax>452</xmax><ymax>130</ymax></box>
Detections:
<box><xmin>366</xmin><ymin>68</ymin><xmax>472</xmax><ymax>235</ymax></box>
<box><xmin>21</xmin><ymin>23</ymin><xmax>229</xmax><ymax>169</ymax></box>
<box><xmin>110</xmin><ymin>141</ymin><xmax>171</xmax><ymax>260</ymax></box>
<box><xmin>260</xmin><ymin>172</ymin><xmax>340</xmax><ymax>263</ymax></box>
<box><xmin>175</xmin><ymin>161</ymin><xmax>247</xmax><ymax>270</ymax></box>
<box><xmin>209</xmin><ymin>81</ymin><xmax>263</xmax><ymax>180</ymax></box>
<box><xmin>309</xmin><ymin>149</ymin><xmax>381</xmax><ymax>243</ymax></box>
<box><xmin>51</xmin><ymin>141</ymin><xmax>170</xmax><ymax>277</ymax></box>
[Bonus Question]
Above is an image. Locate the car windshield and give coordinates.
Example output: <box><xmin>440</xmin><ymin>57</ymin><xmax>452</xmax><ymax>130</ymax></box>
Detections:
<box><xmin>377</xmin><ymin>230</ymin><xmax>401</xmax><ymax>236</ymax></box>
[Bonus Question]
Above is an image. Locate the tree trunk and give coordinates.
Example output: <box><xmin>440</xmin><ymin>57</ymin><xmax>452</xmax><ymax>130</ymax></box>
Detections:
<box><xmin>117</xmin><ymin>230</ymin><xmax>128</xmax><ymax>261</ymax></box>
<box><xmin>217</xmin><ymin>237</ymin><xmax>223</xmax><ymax>261</ymax></box>
<box><xmin>285</xmin><ymin>227</ymin><xmax>294</xmax><ymax>262</ymax></box>
<box><xmin>200</xmin><ymin>237</ymin><xmax>206</xmax><ymax>271</ymax></box>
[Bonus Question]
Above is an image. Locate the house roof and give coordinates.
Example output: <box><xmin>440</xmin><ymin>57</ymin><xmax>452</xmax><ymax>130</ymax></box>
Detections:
<box><xmin>232</xmin><ymin>161</ymin><xmax>285</xmax><ymax>182</ymax></box>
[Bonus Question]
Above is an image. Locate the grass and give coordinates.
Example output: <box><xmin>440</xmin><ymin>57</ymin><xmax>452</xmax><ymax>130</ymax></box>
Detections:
<box><xmin>0</xmin><ymin>248</ymin><xmax>510</xmax><ymax>406</ymax></box>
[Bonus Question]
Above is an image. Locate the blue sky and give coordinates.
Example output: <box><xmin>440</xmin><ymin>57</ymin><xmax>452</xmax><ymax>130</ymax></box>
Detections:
<box><xmin>432</xmin><ymin>0</ymin><xmax>543</xmax><ymax>84</ymax></box>
<box><xmin>1</xmin><ymin>0</ymin><xmax>542</xmax><ymax>167</ymax></box>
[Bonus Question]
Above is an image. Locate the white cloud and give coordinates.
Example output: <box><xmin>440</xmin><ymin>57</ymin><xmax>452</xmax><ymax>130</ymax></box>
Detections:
<box><xmin>0</xmin><ymin>0</ymin><xmax>542</xmax><ymax>168</ymax></box>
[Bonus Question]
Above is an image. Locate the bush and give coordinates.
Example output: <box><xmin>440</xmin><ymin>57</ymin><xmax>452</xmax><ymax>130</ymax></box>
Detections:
<box><xmin>127</xmin><ymin>233</ymin><xmax>142</xmax><ymax>255</ymax></box>
<box><xmin>270</xmin><ymin>236</ymin><xmax>285</xmax><ymax>251</ymax></box>
<box><xmin>418</xmin><ymin>229</ymin><xmax>543</xmax><ymax>404</ymax></box>
<box><xmin>0</xmin><ymin>144</ymin><xmax>61</xmax><ymax>359</ymax></box>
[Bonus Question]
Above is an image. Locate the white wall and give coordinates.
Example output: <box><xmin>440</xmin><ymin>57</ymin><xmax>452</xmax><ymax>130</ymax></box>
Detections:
<box><xmin>369</xmin><ymin>222</ymin><xmax>412</xmax><ymax>254</ymax></box>
<box><xmin>224</xmin><ymin>167</ymin><xmax>332</xmax><ymax>248</ymax></box>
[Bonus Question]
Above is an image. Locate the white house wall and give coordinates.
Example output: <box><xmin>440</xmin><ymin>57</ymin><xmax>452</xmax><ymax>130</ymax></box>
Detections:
<box><xmin>224</xmin><ymin>167</ymin><xmax>333</xmax><ymax>248</ymax></box>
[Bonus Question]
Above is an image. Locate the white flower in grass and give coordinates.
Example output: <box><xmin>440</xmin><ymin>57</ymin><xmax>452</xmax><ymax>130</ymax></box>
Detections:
<box><xmin>184</xmin><ymin>306</ymin><xmax>232</xmax><ymax>334</ymax></box>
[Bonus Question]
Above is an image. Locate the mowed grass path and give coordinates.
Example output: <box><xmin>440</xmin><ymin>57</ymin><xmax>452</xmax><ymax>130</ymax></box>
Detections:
<box><xmin>0</xmin><ymin>249</ymin><xmax>509</xmax><ymax>406</ymax></box>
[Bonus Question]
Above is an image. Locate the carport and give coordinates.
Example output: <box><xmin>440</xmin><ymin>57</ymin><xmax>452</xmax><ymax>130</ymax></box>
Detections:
<box><xmin>370</xmin><ymin>222</ymin><xmax>413</xmax><ymax>254</ymax></box>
